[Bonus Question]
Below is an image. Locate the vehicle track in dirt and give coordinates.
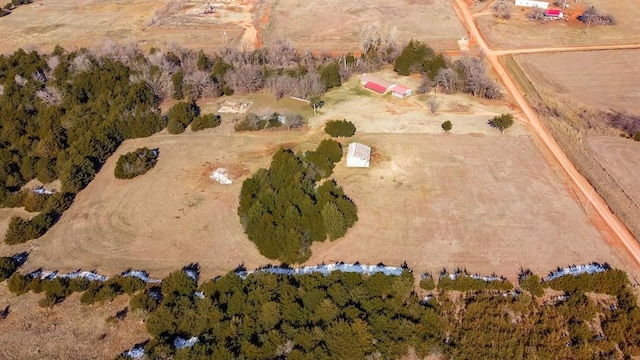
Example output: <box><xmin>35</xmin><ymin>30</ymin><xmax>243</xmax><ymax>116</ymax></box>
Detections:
<box><xmin>451</xmin><ymin>0</ymin><xmax>640</xmax><ymax>274</ymax></box>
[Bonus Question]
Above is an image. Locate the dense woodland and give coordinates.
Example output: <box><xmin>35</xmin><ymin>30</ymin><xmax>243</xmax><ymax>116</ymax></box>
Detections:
<box><xmin>238</xmin><ymin>140</ymin><xmax>357</xmax><ymax>263</ymax></box>
<box><xmin>124</xmin><ymin>267</ymin><xmax>640</xmax><ymax>359</ymax></box>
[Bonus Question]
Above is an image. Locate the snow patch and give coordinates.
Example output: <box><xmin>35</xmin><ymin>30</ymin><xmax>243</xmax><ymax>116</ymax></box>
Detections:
<box><xmin>210</xmin><ymin>168</ymin><xmax>232</xmax><ymax>185</ymax></box>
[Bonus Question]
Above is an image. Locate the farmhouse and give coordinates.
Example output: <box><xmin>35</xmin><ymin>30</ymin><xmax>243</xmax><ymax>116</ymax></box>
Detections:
<box><xmin>346</xmin><ymin>142</ymin><xmax>371</xmax><ymax>168</ymax></box>
<box><xmin>514</xmin><ymin>0</ymin><xmax>549</xmax><ymax>9</ymax></box>
<box><xmin>391</xmin><ymin>84</ymin><xmax>412</xmax><ymax>98</ymax></box>
<box><xmin>544</xmin><ymin>9</ymin><xmax>563</xmax><ymax>18</ymax></box>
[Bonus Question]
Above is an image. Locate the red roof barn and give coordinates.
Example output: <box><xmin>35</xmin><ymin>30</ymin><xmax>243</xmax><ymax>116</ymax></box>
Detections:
<box><xmin>364</xmin><ymin>81</ymin><xmax>388</xmax><ymax>94</ymax></box>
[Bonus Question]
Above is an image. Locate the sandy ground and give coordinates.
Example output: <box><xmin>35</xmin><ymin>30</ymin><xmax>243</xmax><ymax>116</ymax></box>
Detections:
<box><xmin>0</xmin><ymin>284</ymin><xmax>147</xmax><ymax>360</ymax></box>
<box><xmin>0</xmin><ymin>0</ymin><xmax>259</xmax><ymax>54</ymax></box>
<box><xmin>1</xmin><ymin>72</ymin><xmax>632</xmax><ymax>283</ymax></box>
<box><xmin>475</xmin><ymin>0</ymin><xmax>640</xmax><ymax>50</ymax></box>
<box><xmin>588</xmin><ymin>136</ymin><xmax>640</xmax><ymax>208</ymax></box>
<box><xmin>515</xmin><ymin>50</ymin><xmax>640</xmax><ymax>115</ymax></box>
<box><xmin>264</xmin><ymin>0</ymin><xmax>466</xmax><ymax>52</ymax></box>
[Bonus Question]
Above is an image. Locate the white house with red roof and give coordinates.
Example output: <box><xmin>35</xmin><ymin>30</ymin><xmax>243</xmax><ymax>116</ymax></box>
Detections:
<box><xmin>390</xmin><ymin>84</ymin><xmax>412</xmax><ymax>98</ymax></box>
<box><xmin>544</xmin><ymin>8</ymin><xmax>563</xmax><ymax>18</ymax></box>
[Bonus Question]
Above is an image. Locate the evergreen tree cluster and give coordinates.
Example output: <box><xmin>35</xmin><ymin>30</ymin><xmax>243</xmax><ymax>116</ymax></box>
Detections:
<box><xmin>0</xmin><ymin>255</ymin><xmax>19</xmax><ymax>281</ymax></box>
<box><xmin>190</xmin><ymin>114</ymin><xmax>221</xmax><ymax>132</ymax></box>
<box><xmin>393</xmin><ymin>40</ymin><xmax>447</xmax><ymax>78</ymax></box>
<box><xmin>6</xmin><ymin>271</ymin><xmax>146</xmax><ymax>308</ymax></box>
<box><xmin>393</xmin><ymin>40</ymin><xmax>501</xmax><ymax>99</ymax></box>
<box><xmin>323</xmin><ymin>119</ymin><xmax>356</xmax><ymax>138</ymax></box>
<box><xmin>114</xmin><ymin>147</ymin><xmax>159</xmax><ymax>179</ymax></box>
<box><xmin>238</xmin><ymin>141</ymin><xmax>357</xmax><ymax>263</ymax></box>
<box><xmin>2</xmin><ymin>263</ymin><xmax>640</xmax><ymax>358</ymax></box>
<box><xmin>131</xmin><ymin>266</ymin><xmax>640</xmax><ymax>359</ymax></box>
<box><xmin>0</xmin><ymin>47</ymin><xmax>164</xmax><ymax>243</ymax></box>
<box><xmin>166</xmin><ymin>101</ymin><xmax>199</xmax><ymax>134</ymax></box>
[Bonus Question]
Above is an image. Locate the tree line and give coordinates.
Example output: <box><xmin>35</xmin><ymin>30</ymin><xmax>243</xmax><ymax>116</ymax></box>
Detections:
<box><xmin>2</xmin><ymin>261</ymin><xmax>638</xmax><ymax>358</ymax></box>
<box><xmin>394</xmin><ymin>40</ymin><xmax>501</xmax><ymax>99</ymax></box>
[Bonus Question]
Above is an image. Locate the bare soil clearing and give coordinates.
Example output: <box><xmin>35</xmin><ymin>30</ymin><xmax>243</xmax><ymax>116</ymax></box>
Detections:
<box><xmin>0</xmin><ymin>0</ymin><xmax>259</xmax><ymax>54</ymax></box>
<box><xmin>476</xmin><ymin>0</ymin><xmax>640</xmax><ymax>50</ymax></box>
<box><xmin>264</xmin><ymin>0</ymin><xmax>466</xmax><ymax>52</ymax></box>
<box><xmin>0</xmin><ymin>284</ymin><xmax>146</xmax><ymax>360</ymax></box>
<box><xmin>588</xmin><ymin>136</ymin><xmax>640</xmax><ymax>209</ymax></box>
<box><xmin>515</xmin><ymin>50</ymin><xmax>640</xmax><ymax>115</ymax></box>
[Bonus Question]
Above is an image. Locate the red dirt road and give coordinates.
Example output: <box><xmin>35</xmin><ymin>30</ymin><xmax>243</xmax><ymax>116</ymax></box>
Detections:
<box><xmin>451</xmin><ymin>0</ymin><xmax>640</xmax><ymax>272</ymax></box>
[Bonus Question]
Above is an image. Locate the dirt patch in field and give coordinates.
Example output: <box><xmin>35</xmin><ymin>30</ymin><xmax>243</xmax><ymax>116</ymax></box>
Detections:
<box><xmin>476</xmin><ymin>0</ymin><xmax>640</xmax><ymax>49</ymax></box>
<box><xmin>0</xmin><ymin>285</ymin><xmax>146</xmax><ymax>360</ymax></box>
<box><xmin>515</xmin><ymin>50</ymin><xmax>640</xmax><ymax>115</ymax></box>
<box><xmin>264</xmin><ymin>0</ymin><xmax>466</xmax><ymax>52</ymax></box>
<box><xmin>0</xmin><ymin>0</ymin><xmax>259</xmax><ymax>54</ymax></box>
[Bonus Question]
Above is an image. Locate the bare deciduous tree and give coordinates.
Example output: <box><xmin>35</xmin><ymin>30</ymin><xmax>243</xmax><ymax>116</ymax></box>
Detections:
<box><xmin>527</xmin><ymin>7</ymin><xmax>546</xmax><ymax>21</ymax></box>
<box><xmin>428</xmin><ymin>97</ymin><xmax>441</xmax><ymax>114</ymax></box>
<box><xmin>435</xmin><ymin>68</ymin><xmax>458</xmax><ymax>94</ymax></box>
<box><xmin>491</xmin><ymin>0</ymin><xmax>513</xmax><ymax>19</ymax></box>
<box><xmin>224</xmin><ymin>64</ymin><xmax>264</xmax><ymax>94</ymax></box>
<box><xmin>359</xmin><ymin>22</ymin><xmax>383</xmax><ymax>55</ymax></box>
<box><xmin>416</xmin><ymin>76</ymin><xmax>433</xmax><ymax>95</ymax></box>
<box><xmin>292</xmin><ymin>71</ymin><xmax>325</xmax><ymax>100</ymax></box>
<box><xmin>184</xmin><ymin>70</ymin><xmax>217</xmax><ymax>100</ymax></box>
<box><xmin>265</xmin><ymin>39</ymin><xmax>299</xmax><ymax>68</ymax></box>
<box><xmin>267</xmin><ymin>75</ymin><xmax>297</xmax><ymax>101</ymax></box>
<box><xmin>35</xmin><ymin>86</ymin><xmax>63</xmax><ymax>106</ymax></box>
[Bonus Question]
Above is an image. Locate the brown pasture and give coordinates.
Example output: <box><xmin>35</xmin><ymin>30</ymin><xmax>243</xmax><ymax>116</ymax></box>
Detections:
<box><xmin>0</xmin><ymin>0</ymin><xmax>259</xmax><ymax>54</ymax></box>
<box><xmin>263</xmin><ymin>0</ymin><xmax>467</xmax><ymax>52</ymax></box>
<box><xmin>11</xmin><ymin>74</ymin><xmax>638</xmax><ymax>283</ymax></box>
<box><xmin>0</xmin><ymin>284</ymin><xmax>147</xmax><ymax>360</ymax></box>
<box><xmin>588</xmin><ymin>136</ymin><xmax>640</xmax><ymax>211</ymax></box>
<box><xmin>515</xmin><ymin>50</ymin><xmax>640</xmax><ymax>115</ymax></box>
<box><xmin>475</xmin><ymin>0</ymin><xmax>640</xmax><ymax>49</ymax></box>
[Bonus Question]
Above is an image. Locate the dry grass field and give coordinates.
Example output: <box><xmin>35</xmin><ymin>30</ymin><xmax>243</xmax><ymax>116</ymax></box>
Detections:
<box><xmin>263</xmin><ymin>0</ymin><xmax>466</xmax><ymax>52</ymax></box>
<box><xmin>0</xmin><ymin>0</ymin><xmax>260</xmax><ymax>54</ymax></box>
<box><xmin>588</xmin><ymin>136</ymin><xmax>640</xmax><ymax>210</ymax></box>
<box><xmin>0</xmin><ymin>284</ymin><xmax>146</xmax><ymax>360</ymax></box>
<box><xmin>6</xmin><ymin>74</ymin><xmax>636</xmax><ymax>283</ymax></box>
<box><xmin>475</xmin><ymin>0</ymin><xmax>640</xmax><ymax>49</ymax></box>
<box><xmin>515</xmin><ymin>50</ymin><xmax>640</xmax><ymax>115</ymax></box>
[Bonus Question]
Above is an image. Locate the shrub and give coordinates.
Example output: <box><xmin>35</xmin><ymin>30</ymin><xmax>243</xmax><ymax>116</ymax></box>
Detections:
<box><xmin>166</xmin><ymin>101</ymin><xmax>198</xmax><ymax>134</ymax></box>
<box><xmin>316</xmin><ymin>139</ymin><xmax>343</xmax><ymax>163</ymax></box>
<box><xmin>420</xmin><ymin>274</ymin><xmax>436</xmax><ymax>291</ymax></box>
<box><xmin>545</xmin><ymin>269</ymin><xmax>628</xmax><ymax>295</ymax></box>
<box><xmin>518</xmin><ymin>271</ymin><xmax>544</xmax><ymax>297</ymax></box>
<box><xmin>130</xmin><ymin>291</ymin><xmax>159</xmax><ymax>313</ymax></box>
<box><xmin>191</xmin><ymin>114</ymin><xmax>221</xmax><ymax>131</ymax></box>
<box><xmin>441</xmin><ymin>120</ymin><xmax>452</xmax><ymax>132</ymax></box>
<box><xmin>324</xmin><ymin>119</ymin><xmax>356</xmax><ymax>137</ymax></box>
<box><xmin>7</xmin><ymin>273</ymin><xmax>30</xmax><ymax>295</ymax></box>
<box><xmin>489</xmin><ymin>113</ymin><xmax>514</xmax><ymax>133</ymax></box>
<box><xmin>235</xmin><ymin>112</ymin><xmax>282</xmax><ymax>131</ymax></box>
<box><xmin>0</xmin><ymin>256</ymin><xmax>18</xmax><ymax>281</ymax></box>
<box><xmin>114</xmin><ymin>147</ymin><xmax>158</xmax><ymax>179</ymax></box>
<box><xmin>634</xmin><ymin>132</ymin><xmax>640</xmax><ymax>141</ymax></box>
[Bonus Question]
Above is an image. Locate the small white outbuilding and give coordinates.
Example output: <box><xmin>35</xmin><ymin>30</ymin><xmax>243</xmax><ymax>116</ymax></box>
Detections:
<box><xmin>346</xmin><ymin>142</ymin><xmax>371</xmax><ymax>168</ymax></box>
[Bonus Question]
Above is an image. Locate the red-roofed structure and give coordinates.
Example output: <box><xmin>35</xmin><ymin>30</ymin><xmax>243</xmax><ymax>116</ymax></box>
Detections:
<box><xmin>364</xmin><ymin>81</ymin><xmax>388</xmax><ymax>94</ymax></box>
<box><xmin>391</xmin><ymin>84</ymin><xmax>412</xmax><ymax>98</ymax></box>
<box><xmin>545</xmin><ymin>9</ymin><xmax>563</xmax><ymax>18</ymax></box>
